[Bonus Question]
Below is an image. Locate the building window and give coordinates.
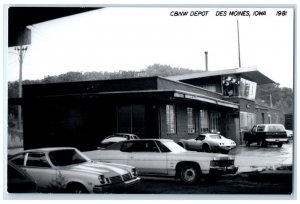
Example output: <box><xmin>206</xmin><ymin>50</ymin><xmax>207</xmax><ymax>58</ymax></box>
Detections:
<box><xmin>187</xmin><ymin>107</ymin><xmax>195</xmax><ymax>133</ymax></box>
<box><xmin>166</xmin><ymin>105</ymin><xmax>176</xmax><ymax>134</ymax></box>
<box><xmin>199</xmin><ymin>110</ymin><xmax>209</xmax><ymax>133</ymax></box>
<box><xmin>268</xmin><ymin>114</ymin><xmax>272</xmax><ymax>124</ymax></box>
<box><xmin>118</xmin><ymin>105</ymin><xmax>131</xmax><ymax>133</ymax></box>
<box><xmin>118</xmin><ymin>105</ymin><xmax>145</xmax><ymax>134</ymax></box>
<box><xmin>239</xmin><ymin>78</ymin><xmax>257</xmax><ymax>100</ymax></box>
<box><xmin>240</xmin><ymin>112</ymin><xmax>256</xmax><ymax>131</ymax></box>
<box><xmin>261</xmin><ymin>113</ymin><xmax>265</xmax><ymax>124</ymax></box>
<box><xmin>210</xmin><ymin>111</ymin><xmax>221</xmax><ymax>132</ymax></box>
<box><xmin>223</xmin><ymin>76</ymin><xmax>239</xmax><ymax>97</ymax></box>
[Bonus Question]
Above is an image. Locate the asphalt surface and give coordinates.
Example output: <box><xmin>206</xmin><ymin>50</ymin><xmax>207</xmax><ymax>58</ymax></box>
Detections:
<box><xmin>230</xmin><ymin>141</ymin><xmax>293</xmax><ymax>172</ymax></box>
<box><xmin>125</xmin><ymin>171</ymin><xmax>293</xmax><ymax>194</ymax></box>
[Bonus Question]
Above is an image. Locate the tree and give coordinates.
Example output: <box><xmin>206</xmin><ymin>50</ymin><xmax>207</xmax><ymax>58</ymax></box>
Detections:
<box><xmin>8</xmin><ymin>64</ymin><xmax>293</xmax><ymax>115</ymax></box>
<box><xmin>256</xmin><ymin>84</ymin><xmax>293</xmax><ymax>114</ymax></box>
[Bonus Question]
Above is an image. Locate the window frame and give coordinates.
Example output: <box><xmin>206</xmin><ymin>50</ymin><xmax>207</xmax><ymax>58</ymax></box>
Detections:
<box><xmin>25</xmin><ymin>152</ymin><xmax>51</xmax><ymax>168</ymax></box>
<box><xmin>10</xmin><ymin>153</ymin><xmax>26</xmax><ymax>166</ymax></box>
<box><xmin>166</xmin><ymin>104</ymin><xmax>177</xmax><ymax>134</ymax></box>
<box><xmin>199</xmin><ymin>109</ymin><xmax>209</xmax><ymax>133</ymax></box>
<box><xmin>187</xmin><ymin>107</ymin><xmax>196</xmax><ymax>134</ymax></box>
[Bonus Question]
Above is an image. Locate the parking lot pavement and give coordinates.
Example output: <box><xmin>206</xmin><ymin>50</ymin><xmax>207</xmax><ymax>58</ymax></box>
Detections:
<box><xmin>229</xmin><ymin>141</ymin><xmax>293</xmax><ymax>173</ymax></box>
<box><xmin>126</xmin><ymin>170</ymin><xmax>292</xmax><ymax>194</ymax></box>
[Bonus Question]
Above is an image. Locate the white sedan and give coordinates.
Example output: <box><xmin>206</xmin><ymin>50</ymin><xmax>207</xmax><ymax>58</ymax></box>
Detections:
<box><xmin>100</xmin><ymin>133</ymin><xmax>140</xmax><ymax>148</ymax></box>
<box><xmin>84</xmin><ymin>139</ymin><xmax>238</xmax><ymax>184</ymax></box>
<box><xmin>8</xmin><ymin>147</ymin><xmax>141</xmax><ymax>193</ymax></box>
<box><xmin>178</xmin><ymin>133</ymin><xmax>236</xmax><ymax>154</ymax></box>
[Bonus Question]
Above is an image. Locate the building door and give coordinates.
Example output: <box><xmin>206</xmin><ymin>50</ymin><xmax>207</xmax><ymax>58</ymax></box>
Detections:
<box><xmin>261</xmin><ymin>113</ymin><xmax>265</xmax><ymax>124</ymax></box>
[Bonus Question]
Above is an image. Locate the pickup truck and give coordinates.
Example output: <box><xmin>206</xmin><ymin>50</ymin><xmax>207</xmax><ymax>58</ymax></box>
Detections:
<box><xmin>244</xmin><ymin>124</ymin><xmax>288</xmax><ymax>147</ymax></box>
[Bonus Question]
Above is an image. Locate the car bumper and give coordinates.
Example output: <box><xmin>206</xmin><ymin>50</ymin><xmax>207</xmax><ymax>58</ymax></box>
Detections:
<box><xmin>218</xmin><ymin>145</ymin><xmax>236</xmax><ymax>151</ymax></box>
<box><xmin>209</xmin><ymin>166</ymin><xmax>239</xmax><ymax>175</ymax></box>
<box><xmin>265</xmin><ymin>138</ymin><xmax>288</xmax><ymax>142</ymax></box>
<box><xmin>93</xmin><ymin>177</ymin><xmax>141</xmax><ymax>193</ymax></box>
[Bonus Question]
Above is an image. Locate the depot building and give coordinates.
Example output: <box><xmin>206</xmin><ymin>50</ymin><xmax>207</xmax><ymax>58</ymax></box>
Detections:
<box><xmin>19</xmin><ymin>67</ymin><xmax>284</xmax><ymax>150</ymax></box>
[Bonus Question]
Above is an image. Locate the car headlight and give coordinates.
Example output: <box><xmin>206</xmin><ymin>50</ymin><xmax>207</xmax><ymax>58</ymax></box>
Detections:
<box><xmin>131</xmin><ymin>168</ymin><xmax>138</xmax><ymax>177</ymax></box>
<box><xmin>98</xmin><ymin>175</ymin><xmax>106</xmax><ymax>184</ymax></box>
<box><xmin>219</xmin><ymin>142</ymin><xmax>224</xmax><ymax>145</ymax></box>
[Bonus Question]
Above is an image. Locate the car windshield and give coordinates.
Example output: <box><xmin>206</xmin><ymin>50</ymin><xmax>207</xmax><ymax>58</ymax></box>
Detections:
<box><xmin>48</xmin><ymin>149</ymin><xmax>89</xmax><ymax>166</ymax></box>
<box><xmin>209</xmin><ymin>135</ymin><xmax>222</xmax><ymax>139</ymax></box>
<box><xmin>160</xmin><ymin>141</ymin><xmax>187</xmax><ymax>153</ymax></box>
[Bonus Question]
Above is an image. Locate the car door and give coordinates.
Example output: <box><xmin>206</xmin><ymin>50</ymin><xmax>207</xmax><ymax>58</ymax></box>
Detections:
<box><xmin>125</xmin><ymin>140</ymin><xmax>168</xmax><ymax>175</ymax></box>
<box><xmin>189</xmin><ymin>135</ymin><xmax>205</xmax><ymax>150</ymax></box>
<box><xmin>23</xmin><ymin>152</ymin><xmax>57</xmax><ymax>192</ymax></box>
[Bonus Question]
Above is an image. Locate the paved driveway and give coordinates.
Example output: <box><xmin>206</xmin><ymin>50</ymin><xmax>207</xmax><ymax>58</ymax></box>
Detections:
<box><xmin>229</xmin><ymin>141</ymin><xmax>293</xmax><ymax>172</ymax></box>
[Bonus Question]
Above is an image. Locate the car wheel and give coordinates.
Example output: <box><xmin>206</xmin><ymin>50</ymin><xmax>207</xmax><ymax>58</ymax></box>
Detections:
<box><xmin>261</xmin><ymin>141</ymin><xmax>267</xmax><ymax>147</ymax></box>
<box><xmin>179</xmin><ymin>164</ymin><xmax>200</xmax><ymax>184</ymax></box>
<box><xmin>202</xmin><ymin>144</ymin><xmax>211</xmax><ymax>153</ymax></box>
<box><xmin>67</xmin><ymin>183</ymin><xmax>88</xmax><ymax>194</ymax></box>
<box><xmin>277</xmin><ymin>142</ymin><xmax>283</xmax><ymax>148</ymax></box>
<box><xmin>246</xmin><ymin>141</ymin><xmax>251</xmax><ymax>147</ymax></box>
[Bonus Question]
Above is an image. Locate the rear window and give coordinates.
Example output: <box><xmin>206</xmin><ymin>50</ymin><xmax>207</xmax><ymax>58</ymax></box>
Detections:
<box><xmin>209</xmin><ymin>135</ymin><xmax>222</xmax><ymax>139</ymax></box>
<box><xmin>256</xmin><ymin>125</ymin><xmax>285</xmax><ymax>132</ymax></box>
<box><xmin>257</xmin><ymin>126</ymin><xmax>265</xmax><ymax>131</ymax></box>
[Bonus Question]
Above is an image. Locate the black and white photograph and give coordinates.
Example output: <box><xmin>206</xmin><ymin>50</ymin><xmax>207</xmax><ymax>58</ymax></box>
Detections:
<box><xmin>3</xmin><ymin>1</ymin><xmax>296</xmax><ymax>200</ymax></box>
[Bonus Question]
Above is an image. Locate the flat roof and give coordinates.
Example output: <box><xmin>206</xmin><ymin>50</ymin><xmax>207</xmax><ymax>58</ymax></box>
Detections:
<box><xmin>167</xmin><ymin>67</ymin><xmax>275</xmax><ymax>85</ymax></box>
<box><xmin>18</xmin><ymin>89</ymin><xmax>238</xmax><ymax>110</ymax></box>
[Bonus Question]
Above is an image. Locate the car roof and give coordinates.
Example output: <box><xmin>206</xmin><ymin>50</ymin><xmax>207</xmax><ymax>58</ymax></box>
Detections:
<box><xmin>121</xmin><ymin>139</ymin><xmax>172</xmax><ymax>142</ymax></box>
<box><xmin>114</xmin><ymin>133</ymin><xmax>138</xmax><ymax>136</ymax></box>
<box><xmin>256</xmin><ymin>124</ymin><xmax>284</xmax><ymax>126</ymax></box>
<box><xmin>22</xmin><ymin>147</ymin><xmax>77</xmax><ymax>153</ymax></box>
<box><xmin>199</xmin><ymin>133</ymin><xmax>221</xmax><ymax>136</ymax></box>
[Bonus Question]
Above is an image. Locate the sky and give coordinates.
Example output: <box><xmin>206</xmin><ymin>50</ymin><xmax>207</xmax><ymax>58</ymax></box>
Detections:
<box><xmin>6</xmin><ymin>7</ymin><xmax>294</xmax><ymax>88</ymax></box>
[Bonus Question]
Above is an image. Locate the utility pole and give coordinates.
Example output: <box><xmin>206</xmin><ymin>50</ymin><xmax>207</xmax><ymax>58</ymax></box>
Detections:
<box><xmin>15</xmin><ymin>45</ymin><xmax>28</xmax><ymax>130</ymax></box>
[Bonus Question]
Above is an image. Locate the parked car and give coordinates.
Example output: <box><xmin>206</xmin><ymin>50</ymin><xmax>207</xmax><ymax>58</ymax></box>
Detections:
<box><xmin>244</xmin><ymin>124</ymin><xmax>288</xmax><ymax>147</ymax></box>
<box><xmin>84</xmin><ymin>139</ymin><xmax>238</xmax><ymax>184</ymax></box>
<box><xmin>286</xmin><ymin>130</ymin><xmax>293</xmax><ymax>140</ymax></box>
<box><xmin>178</xmin><ymin>133</ymin><xmax>236</xmax><ymax>154</ymax></box>
<box><xmin>7</xmin><ymin>162</ymin><xmax>37</xmax><ymax>193</ymax></box>
<box><xmin>8</xmin><ymin>147</ymin><xmax>140</xmax><ymax>193</ymax></box>
<box><xmin>100</xmin><ymin>133</ymin><xmax>140</xmax><ymax>148</ymax></box>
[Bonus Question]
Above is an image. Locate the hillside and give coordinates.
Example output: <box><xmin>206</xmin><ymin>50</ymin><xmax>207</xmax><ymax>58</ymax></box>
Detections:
<box><xmin>8</xmin><ymin>64</ymin><xmax>293</xmax><ymax>114</ymax></box>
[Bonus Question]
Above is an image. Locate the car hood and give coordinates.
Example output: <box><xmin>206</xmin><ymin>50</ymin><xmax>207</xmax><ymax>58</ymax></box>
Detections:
<box><xmin>169</xmin><ymin>151</ymin><xmax>234</xmax><ymax>161</ymax></box>
<box><xmin>64</xmin><ymin>161</ymin><xmax>129</xmax><ymax>176</ymax></box>
<box><xmin>187</xmin><ymin>138</ymin><xmax>235</xmax><ymax>145</ymax></box>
